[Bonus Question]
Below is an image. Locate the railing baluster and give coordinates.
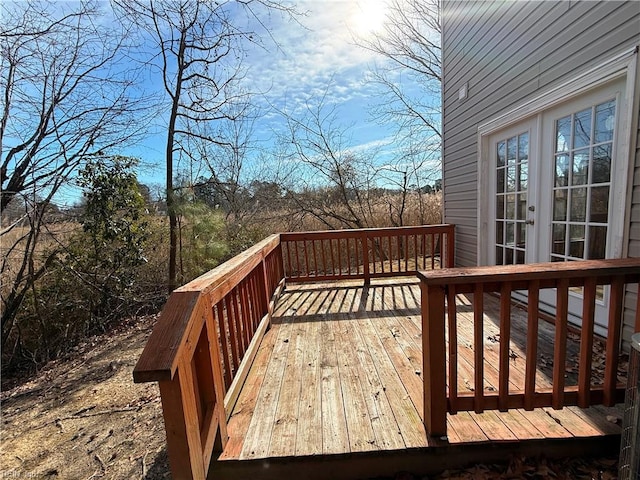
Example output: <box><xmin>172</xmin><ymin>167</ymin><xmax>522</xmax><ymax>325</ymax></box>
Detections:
<box><xmin>303</xmin><ymin>240</ymin><xmax>310</xmax><ymax>277</ymax></box>
<box><xmin>214</xmin><ymin>303</ymin><xmax>232</xmax><ymax>388</ymax></box>
<box><xmin>524</xmin><ymin>280</ymin><xmax>539</xmax><ymax>411</ymax></box>
<box><xmin>447</xmin><ymin>285</ymin><xmax>458</xmax><ymax>413</ymax></box>
<box><xmin>239</xmin><ymin>280</ymin><xmax>251</xmax><ymax>347</ymax></box>
<box><xmin>578</xmin><ymin>277</ymin><xmax>596</xmax><ymax>408</ymax></box>
<box><xmin>404</xmin><ymin>235</ymin><xmax>409</xmax><ymax>271</ymax></box>
<box><xmin>473</xmin><ymin>284</ymin><xmax>484</xmax><ymax>413</ymax></box>
<box><xmin>604</xmin><ymin>276</ymin><xmax>624</xmax><ymax>406</ymax></box>
<box><xmin>362</xmin><ymin>234</ymin><xmax>370</xmax><ymax>283</ymax></box>
<box><xmin>224</xmin><ymin>295</ymin><xmax>240</xmax><ymax>375</ymax></box>
<box><xmin>311</xmin><ymin>239</ymin><xmax>318</xmax><ymax>276</ymax></box>
<box><xmin>285</xmin><ymin>241</ymin><xmax>293</xmax><ymax>278</ymax></box>
<box><xmin>553</xmin><ymin>278</ymin><xmax>569</xmax><ymax>410</ymax></box>
<box><xmin>430</xmin><ymin>234</ymin><xmax>435</xmax><ymax>270</ymax></box>
<box><xmin>320</xmin><ymin>239</ymin><xmax>327</xmax><ymax>276</ymax></box>
<box><xmin>390</xmin><ymin>235</ymin><xmax>396</xmax><ymax>272</ymax></box>
<box><xmin>498</xmin><ymin>282</ymin><xmax>512</xmax><ymax>411</ymax></box>
<box><xmin>347</xmin><ymin>237</ymin><xmax>352</xmax><ymax>275</ymax></box>
<box><xmin>294</xmin><ymin>240</ymin><xmax>301</xmax><ymax>277</ymax></box>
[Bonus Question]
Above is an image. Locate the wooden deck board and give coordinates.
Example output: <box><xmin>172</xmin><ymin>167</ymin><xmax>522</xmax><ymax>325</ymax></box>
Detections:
<box><xmin>222</xmin><ymin>280</ymin><xmax>623</xmax><ymax>467</ymax></box>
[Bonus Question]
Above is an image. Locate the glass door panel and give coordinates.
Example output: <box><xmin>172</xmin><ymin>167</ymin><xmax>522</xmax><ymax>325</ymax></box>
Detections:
<box><xmin>495</xmin><ymin>132</ymin><xmax>530</xmax><ymax>265</ymax></box>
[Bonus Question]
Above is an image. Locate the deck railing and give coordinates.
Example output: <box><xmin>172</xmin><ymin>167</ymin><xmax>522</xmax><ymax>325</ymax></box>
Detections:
<box><xmin>281</xmin><ymin>224</ymin><xmax>455</xmax><ymax>282</ymax></box>
<box><xmin>133</xmin><ymin>225</ymin><xmax>449</xmax><ymax>480</ymax></box>
<box><xmin>418</xmin><ymin>259</ymin><xmax>640</xmax><ymax>437</ymax></box>
<box><xmin>133</xmin><ymin>234</ymin><xmax>284</xmax><ymax>480</ymax></box>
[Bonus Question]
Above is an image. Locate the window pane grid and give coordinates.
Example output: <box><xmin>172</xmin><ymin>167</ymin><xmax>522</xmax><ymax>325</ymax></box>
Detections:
<box><xmin>551</xmin><ymin>99</ymin><xmax>615</xmax><ymax>264</ymax></box>
<box><xmin>495</xmin><ymin>132</ymin><xmax>528</xmax><ymax>265</ymax></box>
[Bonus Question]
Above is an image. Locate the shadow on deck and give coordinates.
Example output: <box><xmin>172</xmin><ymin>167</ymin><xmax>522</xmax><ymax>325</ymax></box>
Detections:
<box><xmin>211</xmin><ymin>280</ymin><xmax>623</xmax><ymax>479</ymax></box>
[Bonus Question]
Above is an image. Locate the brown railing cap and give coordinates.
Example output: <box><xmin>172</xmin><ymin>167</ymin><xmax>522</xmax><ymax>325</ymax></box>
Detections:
<box><xmin>417</xmin><ymin>258</ymin><xmax>640</xmax><ymax>287</ymax></box>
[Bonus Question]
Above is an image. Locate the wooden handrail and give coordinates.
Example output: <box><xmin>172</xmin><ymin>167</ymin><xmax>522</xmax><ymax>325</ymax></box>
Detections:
<box><xmin>281</xmin><ymin>224</ymin><xmax>455</xmax><ymax>283</ymax></box>
<box><xmin>133</xmin><ymin>234</ymin><xmax>284</xmax><ymax>480</ymax></box>
<box><xmin>418</xmin><ymin>258</ymin><xmax>640</xmax><ymax>438</ymax></box>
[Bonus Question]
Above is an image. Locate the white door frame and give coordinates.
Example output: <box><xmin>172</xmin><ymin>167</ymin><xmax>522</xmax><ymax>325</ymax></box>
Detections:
<box><xmin>477</xmin><ymin>47</ymin><xmax>638</xmax><ymax>268</ymax></box>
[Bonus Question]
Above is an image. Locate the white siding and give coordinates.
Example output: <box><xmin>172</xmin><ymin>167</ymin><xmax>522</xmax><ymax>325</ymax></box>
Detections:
<box><xmin>442</xmin><ymin>1</ymin><xmax>639</xmax><ymax>264</ymax></box>
<box><xmin>441</xmin><ymin>0</ymin><xmax>640</xmax><ymax>344</ymax></box>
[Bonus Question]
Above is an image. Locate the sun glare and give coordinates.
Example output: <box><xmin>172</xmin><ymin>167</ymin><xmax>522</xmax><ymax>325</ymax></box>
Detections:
<box><xmin>351</xmin><ymin>0</ymin><xmax>388</xmax><ymax>36</ymax></box>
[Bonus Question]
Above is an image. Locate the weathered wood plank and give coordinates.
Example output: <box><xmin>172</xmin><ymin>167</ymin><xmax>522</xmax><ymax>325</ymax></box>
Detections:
<box><xmin>239</xmin><ymin>320</ymin><xmax>292</xmax><ymax>459</ymax></box>
<box><xmin>268</xmin><ymin>318</ymin><xmax>306</xmax><ymax>457</ymax></box>
<box><xmin>349</xmin><ymin>317</ymin><xmax>406</xmax><ymax>451</ymax></box>
<box><xmin>331</xmin><ymin>316</ymin><xmax>378</xmax><ymax>452</ymax></box>
<box><xmin>219</xmin><ymin>324</ymin><xmax>279</xmax><ymax>460</ymax></box>
<box><xmin>319</xmin><ymin>299</ymin><xmax>350</xmax><ymax>454</ymax></box>
<box><xmin>294</xmin><ymin>309</ymin><xmax>323</xmax><ymax>456</ymax></box>
<box><xmin>357</xmin><ymin>316</ymin><xmax>427</xmax><ymax>448</ymax></box>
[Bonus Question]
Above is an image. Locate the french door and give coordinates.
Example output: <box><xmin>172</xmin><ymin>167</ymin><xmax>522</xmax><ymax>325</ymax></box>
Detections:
<box><xmin>488</xmin><ymin>78</ymin><xmax>626</xmax><ymax>336</ymax></box>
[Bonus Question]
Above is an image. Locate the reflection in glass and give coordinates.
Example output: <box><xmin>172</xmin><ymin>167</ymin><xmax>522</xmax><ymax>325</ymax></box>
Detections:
<box><xmin>507</xmin><ymin>165</ymin><xmax>516</xmax><ymax>192</ymax></box>
<box><xmin>592</xmin><ymin>145</ymin><xmax>611</xmax><ymax>184</ymax></box>
<box><xmin>497</xmin><ymin>167</ymin><xmax>505</xmax><ymax>193</ymax></box>
<box><xmin>590</xmin><ymin>186</ymin><xmax>609</xmax><ymax>223</ymax></box>
<box><xmin>552</xmin><ymin>223</ymin><xmax>565</xmax><ymax>255</ymax></box>
<box><xmin>497</xmin><ymin>141</ymin><xmax>506</xmax><ymax>167</ymax></box>
<box><xmin>505</xmin><ymin>248</ymin><xmax>513</xmax><ymax>265</ymax></box>
<box><xmin>588</xmin><ymin>226</ymin><xmax>607</xmax><ymax>259</ymax></box>
<box><xmin>506</xmin><ymin>222</ymin><xmax>514</xmax><ymax>245</ymax></box>
<box><xmin>506</xmin><ymin>194</ymin><xmax>515</xmax><ymax>219</ymax></box>
<box><xmin>556</xmin><ymin>116</ymin><xmax>571</xmax><ymax>152</ymax></box>
<box><xmin>496</xmin><ymin>246</ymin><xmax>503</xmax><ymax>264</ymax></box>
<box><xmin>518</xmin><ymin>133</ymin><xmax>529</xmax><ymax>161</ymax></box>
<box><xmin>553</xmin><ymin>190</ymin><xmax>567</xmax><ymax>221</ymax></box>
<box><xmin>573</xmin><ymin>108</ymin><xmax>592</xmax><ymax>149</ymax></box>
<box><xmin>507</xmin><ymin>137</ymin><xmax>516</xmax><ymax>162</ymax></box>
<box><xmin>555</xmin><ymin>154</ymin><xmax>569</xmax><ymax>187</ymax></box>
<box><xmin>496</xmin><ymin>221</ymin><xmax>504</xmax><ymax>244</ymax></box>
<box><xmin>572</xmin><ymin>149</ymin><xmax>589</xmax><ymax>186</ymax></box>
<box><xmin>496</xmin><ymin>195</ymin><xmax>504</xmax><ymax>219</ymax></box>
<box><xmin>516</xmin><ymin>249</ymin><xmax>525</xmax><ymax>264</ymax></box>
<box><xmin>518</xmin><ymin>162</ymin><xmax>528</xmax><ymax>190</ymax></box>
<box><xmin>516</xmin><ymin>223</ymin><xmax>526</xmax><ymax>247</ymax></box>
<box><xmin>517</xmin><ymin>194</ymin><xmax>527</xmax><ymax>220</ymax></box>
<box><xmin>570</xmin><ymin>187</ymin><xmax>587</xmax><ymax>222</ymax></box>
<box><xmin>595</xmin><ymin>100</ymin><xmax>615</xmax><ymax>144</ymax></box>
<box><xmin>569</xmin><ymin>224</ymin><xmax>585</xmax><ymax>258</ymax></box>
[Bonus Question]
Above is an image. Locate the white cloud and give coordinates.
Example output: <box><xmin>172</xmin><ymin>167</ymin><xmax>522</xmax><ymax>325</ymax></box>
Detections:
<box><xmin>242</xmin><ymin>1</ymin><xmax>390</xmax><ymax>114</ymax></box>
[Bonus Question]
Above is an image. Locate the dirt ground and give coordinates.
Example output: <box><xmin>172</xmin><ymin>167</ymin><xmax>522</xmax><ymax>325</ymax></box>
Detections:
<box><xmin>0</xmin><ymin>314</ymin><xmax>621</xmax><ymax>480</ymax></box>
<box><xmin>1</xmin><ymin>314</ymin><xmax>170</xmax><ymax>480</ymax></box>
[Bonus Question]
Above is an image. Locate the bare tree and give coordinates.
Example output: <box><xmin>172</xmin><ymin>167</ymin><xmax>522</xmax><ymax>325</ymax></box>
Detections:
<box><xmin>0</xmin><ymin>0</ymin><xmax>150</xmax><ymax>348</ymax></box>
<box><xmin>356</xmin><ymin>0</ymin><xmax>442</xmax><ymax>183</ymax></box>
<box><xmin>280</xmin><ymin>90</ymin><xmax>382</xmax><ymax>230</ymax></box>
<box><xmin>112</xmin><ymin>0</ymin><xmax>296</xmax><ymax>291</ymax></box>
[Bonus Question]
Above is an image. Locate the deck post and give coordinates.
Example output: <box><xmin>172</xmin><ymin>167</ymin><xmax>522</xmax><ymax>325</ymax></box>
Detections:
<box><xmin>421</xmin><ymin>281</ymin><xmax>447</xmax><ymax>437</ymax></box>
<box><xmin>445</xmin><ymin>227</ymin><xmax>455</xmax><ymax>268</ymax></box>
<box><xmin>159</xmin><ymin>365</ymin><xmax>206</xmax><ymax>480</ymax></box>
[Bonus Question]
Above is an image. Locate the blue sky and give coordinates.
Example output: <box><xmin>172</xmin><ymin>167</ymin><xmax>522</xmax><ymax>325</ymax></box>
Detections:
<box><xmin>133</xmin><ymin>0</ymin><xmax>411</xmax><ymax>191</ymax></box>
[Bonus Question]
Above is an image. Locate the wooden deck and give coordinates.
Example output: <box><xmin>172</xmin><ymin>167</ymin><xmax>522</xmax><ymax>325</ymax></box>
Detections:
<box><xmin>211</xmin><ymin>279</ymin><xmax>623</xmax><ymax>479</ymax></box>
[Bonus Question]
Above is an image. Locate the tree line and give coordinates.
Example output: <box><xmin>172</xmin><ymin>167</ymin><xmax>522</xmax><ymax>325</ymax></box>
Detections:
<box><xmin>1</xmin><ymin>0</ymin><xmax>440</xmax><ymax>377</ymax></box>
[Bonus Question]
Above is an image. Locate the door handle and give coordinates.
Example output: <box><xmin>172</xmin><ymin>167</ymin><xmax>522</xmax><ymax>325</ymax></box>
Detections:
<box><xmin>525</xmin><ymin>219</ymin><xmax>535</xmax><ymax>225</ymax></box>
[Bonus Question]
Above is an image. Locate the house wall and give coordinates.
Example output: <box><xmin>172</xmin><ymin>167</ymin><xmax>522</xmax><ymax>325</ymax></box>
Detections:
<box><xmin>441</xmin><ymin>0</ymin><xmax>640</xmax><ymax>343</ymax></box>
<box><xmin>442</xmin><ymin>0</ymin><xmax>639</xmax><ymax>266</ymax></box>
<box><xmin>623</xmin><ymin>98</ymin><xmax>640</xmax><ymax>345</ymax></box>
